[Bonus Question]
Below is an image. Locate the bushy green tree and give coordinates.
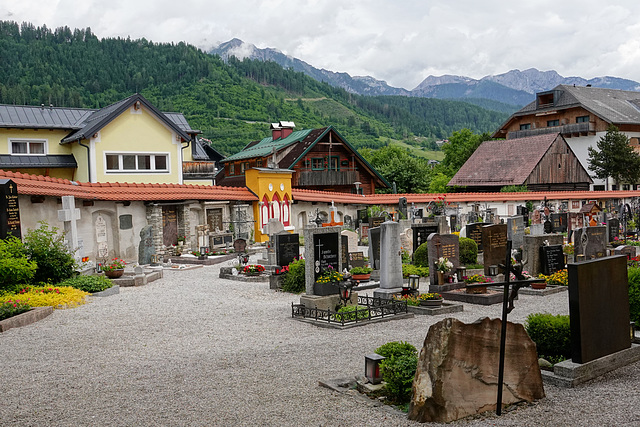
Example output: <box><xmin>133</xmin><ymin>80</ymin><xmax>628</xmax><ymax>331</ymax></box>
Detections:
<box><xmin>0</xmin><ymin>236</ymin><xmax>37</xmax><ymax>292</ymax></box>
<box><xmin>360</xmin><ymin>145</ymin><xmax>431</xmax><ymax>193</ymax></box>
<box><xmin>588</xmin><ymin>125</ymin><xmax>640</xmax><ymax>188</ymax></box>
<box><xmin>23</xmin><ymin>222</ymin><xmax>77</xmax><ymax>285</ymax></box>
<box><xmin>440</xmin><ymin>128</ymin><xmax>492</xmax><ymax>173</ymax></box>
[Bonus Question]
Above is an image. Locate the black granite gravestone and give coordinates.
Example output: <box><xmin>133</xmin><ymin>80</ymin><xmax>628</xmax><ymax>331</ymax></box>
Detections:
<box><xmin>608</xmin><ymin>218</ymin><xmax>620</xmax><ymax>243</ymax></box>
<box><xmin>341</xmin><ymin>235</ymin><xmax>349</xmax><ymax>269</ymax></box>
<box><xmin>0</xmin><ymin>179</ymin><xmax>21</xmax><ymax>239</ymax></box>
<box><xmin>275</xmin><ymin>233</ymin><xmax>299</xmax><ymax>267</ymax></box>
<box><xmin>233</xmin><ymin>238</ymin><xmax>247</xmax><ymax>253</ymax></box>
<box><xmin>568</xmin><ymin>256</ymin><xmax>630</xmax><ymax>363</ymax></box>
<box><xmin>541</xmin><ymin>245</ymin><xmax>565</xmax><ymax>275</ymax></box>
<box><xmin>551</xmin><ymin>213</ymin><xmax>568</xmax><ymax>233</ymax></box>
<box><xmin>357</xmin><ymin>209</ymin><xmax>368</xmax><ymax>227</ymax></box>
<box><xmin>348</xmin><ymin>252</ymin><xmax>365</xmax><ymax>268</ymax></box>
<box><xmin>481</xmin><ymin>224</ymin><xmax>508</xmax><ymax>275</ymax></box>
<box><xmin>398</xmin><ymin>197</ymin><xmax>408</xmax><ymax>220</ymax></box>
<box><xmin>369</xmin><ymin>227</ymin><xmax>381</xmax><ymax>270</ymax></box>
<box><xmin>543</xmin><ymin>219</ymin><xmax>553</xmax><ymax>234</ymax></box>
<box><xmin>370</xmin><ymin>216</ymin><xmax>385</xmax><ymax>228</ymax></box>
<box><xmin>466</xmin><ymin>222</ymin><xmax>489</xmax><ymax>252</ymax></box>
<box><xmin>313</xmin><ymin>232</ymin><xmax>339</xmax><ymax>282</ymax></box>
<box><xmin>412</xmin><ymin>223</ymin><xmax>438</xmax><ymax>252</ymax></box>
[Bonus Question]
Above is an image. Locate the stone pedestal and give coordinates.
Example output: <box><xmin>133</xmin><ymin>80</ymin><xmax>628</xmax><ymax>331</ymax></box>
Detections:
<box><xmin>299</xmin><ymin>293</ymin><xmax>358</xmax><ymax>311</ymax></box>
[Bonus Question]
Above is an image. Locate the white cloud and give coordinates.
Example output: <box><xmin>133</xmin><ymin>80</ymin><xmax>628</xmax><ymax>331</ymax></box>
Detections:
<box><xmin>5</xmin><ymin>0</ymin><xmax>640</xmax><ymax>89</ymax></box>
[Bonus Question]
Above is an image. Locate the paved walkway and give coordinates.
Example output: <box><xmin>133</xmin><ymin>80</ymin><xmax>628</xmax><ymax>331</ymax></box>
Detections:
<box><xmin>1</xmin><ymin>260</ymin><xmax>639</xmax><ymax>426</ymax></box>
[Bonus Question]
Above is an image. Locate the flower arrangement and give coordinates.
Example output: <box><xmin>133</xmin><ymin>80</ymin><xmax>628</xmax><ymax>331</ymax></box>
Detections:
<box><xmin>563</xmin><ymin>244</ymin><xmax>574</xmax><ymax>255</ymax></box>
<box><xmin>349</xmin><ymin>266</ymin><xmax>372</xmax><ymax>275</ymax></box>
<box><xmin>463</xmin><ymin>274</ymin><xmax>493</xmax><ymax>284</ymax></box>
<box><xmin>177</xmin><ymin>236</ymin><xmax>186</xmax><ymax>244</ymax></box>
<box><xmin>243</xmin><ymin>264</ymin><xmax>265</xmax><ymax>275</ymax></box>
<box><xmin>0</xmin><ymin>299</ymin><xmax>31</xmax><ymax>321</ymax></box>
<box><xmin>316</xmin><ymin>265</ymin><xmax>344</xmax><ymax>283</ymax></box>
<box><xmin>539</xmin><ymin>269</ymin><xmax>568</xmax><ymax>286</ymax></box>
<box><xmin>100</xmin><ymin>258</ymin><xmax>126</xmax><ymax>272</ymax></box>
<box><xmin>418</xmin><ymin>292</ymin><xmax>442</xmax><ymax>301</ymax></box>
<box><xmin>393</xmin><ymin>294</ymin><xmax>420</xmax><ymax>306</ymax></box>
<box><xmin>435</xmin><ymin>257</ymin><xmax>453</xmax><ymax>273</ymax></box>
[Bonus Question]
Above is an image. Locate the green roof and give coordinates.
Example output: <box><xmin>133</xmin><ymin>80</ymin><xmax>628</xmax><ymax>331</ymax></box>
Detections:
<box><xmin>223</xmin><ymin>129</ymin><xmax>314</xmax><ymax>162</ymax></box>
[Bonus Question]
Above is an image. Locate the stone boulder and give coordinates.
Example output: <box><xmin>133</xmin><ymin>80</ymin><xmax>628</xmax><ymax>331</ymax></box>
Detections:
<box><xmin>409</xmin><ymin>317</ymin><xmax>544</xmax><ymax>423</ymax></box>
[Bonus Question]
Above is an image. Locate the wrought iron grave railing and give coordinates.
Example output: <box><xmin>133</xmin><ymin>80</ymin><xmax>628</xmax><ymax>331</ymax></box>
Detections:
<box><xmin>291</xmin><ymin>295</ymin><xmax>407</xmax><ymax>326</ymax></box>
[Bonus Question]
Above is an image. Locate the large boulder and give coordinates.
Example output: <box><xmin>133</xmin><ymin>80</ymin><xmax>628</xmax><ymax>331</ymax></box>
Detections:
<box><xmin>409</xmin><ymin>317</ymin><xmax>544</xmax><ymax>423</ymax></box>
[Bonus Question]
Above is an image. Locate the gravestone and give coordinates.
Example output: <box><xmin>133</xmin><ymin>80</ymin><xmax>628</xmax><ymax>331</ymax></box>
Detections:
<box><xmin>574</xmin><ymin>226</ymin><xmax>607</xmax><ymax>259</ymax></box>
<box><xmin>207</xmin><ymin>208</ymin><xmax>224</xmax><ymax>232</ymax></box>
<box><xmin>466</xmin><ymin>222</ymin><xmax>489</xmax><ymax>252</ymax></box>
<box><xmin>522</xmin><ymin>234</ymin><xmax>564</xmax><ymax>276</ymax></box>
<box><xmin>398</xmin><ymin>197</ymin><xmax>408</xmax><ymax>220</ymax></box>
<box><xmin>356</xmin><ymin>209</ymin><xmax>368</xmax><ymax>228</ymax></box>
<box><xmin>449</xmin><ymin>215</ymin><xmax>457</xmax><ymax>232</ymax></box>
<box><xmin>304</xmin><ymin>226</ymin><xmax>342</xmax><ymax>295</ymax></box>
<box><xmin>374</xmin><ymin>220</ymin><xmax>404</xmax><ymax>298</ymax></box>
<box><xmin>275</xmin><ymin>233</ymin><xmax>299</xmax><ymax>267</ymax></box>
<box><xmin>0</xmin><ymin>179</ymin><xmax>21</xmax><ymax>239</ymax></box>
<box><xmin>341</xmin><ymin>229</ymin><xmax>358</xmax><ymax>253</ymax></box>
<box><xmin>370</xmin><ymin>216</ymin><xmax>385</xmax><ymax>228</ymax></box>
<box><xmin>233</xmin><ymin>238</ymin><xmax>247</xmax><ymax>253</ymax></box>
<box><xmin>57</xmin><ymin>195</ymin><xmax>81</xmax><ymax>262</ymax></box>
<box><xmin>530</xmin><ymin>223</ymin><xmax>544</xmax><ymax>236</ymax></box>
<box><xmin>412</xmin><ymin>223</ymin><xmax>439</xmax><ymax>252</ymax></box>
<box><xmin>608</xmin><ymin>218</ymin><xmax>620</xmax><ymax>243</ymax></box>
<box><xmin>341</xmin><ymin>235</ymin><xmax>349</xmax><ymax>270</ymax></box>
<box><xmin>541</xmin><ymin>244</ymin><xmax>565</xmax><ymax>275</ymax></box>
<box><xmin>551</xmin><ymin>213</ymin><xmax>568</xmax><ymax>233</ymax></box>
<box><xmin>614</xmin><ymin>245</ymin><xmax>636</xmax><ymax>259</ymax></box>
<box><xmin>369</xmin><ymin>227</ymin><xmax>381</xmax><ymax>270</ymax></box>
<box><xmin>568</xmin><ymin>256</ymin><xmax>631</xmax><ymax>363</ymax></box>
<box><xmin>348</xmin><ymin>252</ymin><xmax>365</xmax><ymax>269</ymax></box>
<box><xmin>506</xmin><ymin>216</ymin><xmax>525</xmax><ymax>250</ymax></box>
<box><xmin>138</xmin><ymin>225</ymin><xmax>155</xmax><ymax>265</ymax></box>
<box><xmin>343</xmin><ymin>215</ymin><xmax>353</xmax><ymax>229</ymax></box>
<box><xmin>481</xmin><ymin>224</ymin><xmax>508</xmax><ymax>276</ymax></box>
<box><xmin>264</xmin><ymin>218</ymin><xmax>285</xmax><ymax>236</ymax></box>
<box><xmin>119</xmin><ymin>214</ymin><xmax>133</xmax><ymax>230</ymax></box>
<box><xmin>95</xmin><ymin>215</ymin><xmax>108</xmax><ymax>259</ymax></box>
<box><xmin>400</xmin><ymin>228</ymin><xmax>413</xmax><ymax>254</ymax></box>
<box><xmin>427</xmin><ymin>233</ymin><xmax>460</xmax><ymax>285</ymax></box>
<box><xmin>359</xmin><ymin>224</ymin><xmax>369</xmax><ymax>241</ymax></box>
<box><xmin>532</xmin><ymin>210</ymin><xmax>541</xmax><ymax>225</ymax></box>
<box><xmin>543</xmin><ymin>219</ymin><xmax>553</xmax><ymax>234</ymax></box>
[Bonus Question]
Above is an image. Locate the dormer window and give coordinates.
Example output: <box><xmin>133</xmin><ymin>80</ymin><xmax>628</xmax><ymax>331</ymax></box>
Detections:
<box><xmin>10</xmin><ymin>139</ymin><xmax>46</xmax><ymax>155</ymax></box>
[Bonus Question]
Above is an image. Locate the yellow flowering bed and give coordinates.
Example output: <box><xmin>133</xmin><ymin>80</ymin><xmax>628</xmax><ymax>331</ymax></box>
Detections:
<box><xmin>0</xmin><ymin>286</ymin><xmax>89</xmax><ymax>309</ymax></box>
<box><xmin>539</xmin><ymin>269</ymin><xmax>568</xmax><ymax>286</ymax></box>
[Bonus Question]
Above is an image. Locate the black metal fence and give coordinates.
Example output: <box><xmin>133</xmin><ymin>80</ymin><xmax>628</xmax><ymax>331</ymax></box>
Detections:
<box><xmin>291</xmin><ymin>295</ymin><xmax>408</xmax><ymax>326</ymax></box>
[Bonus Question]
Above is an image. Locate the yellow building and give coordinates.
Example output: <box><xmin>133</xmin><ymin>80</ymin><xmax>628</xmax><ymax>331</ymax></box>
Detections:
<box><xmin>0</xmin><ymin>94</ymin><xmax>221</xmax><ymax>184</ymax></box>
<box><xmin>245</xmin><ymin>167</ymin><xmax>294</xmax><ymax>242</ymax></box>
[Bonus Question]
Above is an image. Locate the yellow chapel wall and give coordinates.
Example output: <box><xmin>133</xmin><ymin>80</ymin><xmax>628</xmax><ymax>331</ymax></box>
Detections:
<box><xmin>245</xmin><ymin>168</ymin><xmax>294</xmax><ymax>242</ymax></box>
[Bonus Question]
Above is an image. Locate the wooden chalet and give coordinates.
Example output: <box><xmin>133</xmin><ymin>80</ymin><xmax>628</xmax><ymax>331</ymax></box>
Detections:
<box><xmin>448</xmin><ymin>133</ymin><xmax>592</xmax><ymax>192</ymax></box>
<box><xmin>216</xmin><ymin>122</ymin><xmax>390</xmax><ymax>194</ymax></box>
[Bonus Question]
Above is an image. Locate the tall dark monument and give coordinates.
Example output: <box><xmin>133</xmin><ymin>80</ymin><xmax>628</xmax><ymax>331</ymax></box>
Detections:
<box><xmin>0</xmin><ymin>179</ymin><xmax>21</xmax><ymax>239</ymax></box>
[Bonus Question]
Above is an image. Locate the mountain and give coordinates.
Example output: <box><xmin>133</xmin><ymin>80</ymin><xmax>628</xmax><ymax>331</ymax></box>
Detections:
<box><xmin>211</xmin><ymin>39</ymin><xmax>640</xmax><ymax>108</ymax></box>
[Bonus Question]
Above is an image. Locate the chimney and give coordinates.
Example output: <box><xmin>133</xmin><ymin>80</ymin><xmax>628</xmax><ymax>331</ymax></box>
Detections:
<box><xmin>279</xmin><ymin>121</ymin><xmax>295</xmax><ymax>138</ymax></box>
<box><xmin>270</xmin><ymin>123</ymin><xmax>282</xmax><ymax>140</ymax></box>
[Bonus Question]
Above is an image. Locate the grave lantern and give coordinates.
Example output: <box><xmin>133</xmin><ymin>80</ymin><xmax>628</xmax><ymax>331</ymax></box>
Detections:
<box><xmin>150</xmin><ymin>254</ymin><xmax>161</xmax><ymax>266</ymax></box>
<box><xmin>456</xmin><ymin>267</ymin><xmax>467</xmax><ymax>282</ymax></box>
<box><xmin>408</xmin><ymin>275</ymin><xmax>420</xmax><ymax>291</ymax></box>
<box><xmin>200</xmin><ymin>246</ymin><xmax>208</xmax><ymax>255</ymax></box>
<box><xmin>488</xmin><ymin>265</ymin><xmax>498</xmax><ymax>276</ymax></box>
<box><xmin>364</xmin><ymin>354</ymin><xmax>385</xmax><ymax>384</ymax></box>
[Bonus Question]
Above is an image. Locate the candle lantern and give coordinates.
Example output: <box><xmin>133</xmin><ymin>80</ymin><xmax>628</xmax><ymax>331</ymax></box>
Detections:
<box><xmin>488</xmin><ymin>265</ymin><xmax>498</xmax><ymax>276</ymax></box>
<box><xmin>408</xmin><ymin>275</ymin><xmax>420</xmax><ymax>291</ymax></box>
<box><xmin>150</xmin><ymin>254</ymin><xmax>160</xmax><ymax>266</ymax></box>
<box><xmin>456</xmin><ymin>267</ymin><xmax>467</xmax><ymax>282</ymax></box>
<box><xmin>364</xmin><ymin>354</ymin><xmax>385</xmax><ymax>384</ymax></box>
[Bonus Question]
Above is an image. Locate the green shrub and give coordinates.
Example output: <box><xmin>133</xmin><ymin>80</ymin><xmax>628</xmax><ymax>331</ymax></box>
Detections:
<box><xmin>23</xmin><ymin>222</ymin><xmax>77</xmax><ymax>285</ymax></box>
<box><xmin>282</xmin><ymin>258</ymin><xmax>305</xmax><ymax>293</ymax></box>
<box><xmin>402</xmin><ymin>264</ymin><xmax>429</xmax><ymax>278</ymax></box>
<box><xmin>525</xmin><ymin>313</ymin><xmax>571</xmax><ymax>363</ymax></box>
<box><xmin>59</xmin><ymin>275</ymin><xmax>114</xmax><ymax>293</ymax></box>
<box><xmin>628</xmin><ymin>267</ymin><xmax>640</xmax><ymax>324</ymax></box>
<box><xmin>380</xmin><ymin>354</ymin><xmax>418</xmax><ymax>404</ymax></box>
<box><xmin>0</xmin><ymin>236</ymin><xmax>37</xmax><ymax>293</ymax></box>
<box><xmin>375</xmin><ymin>341</ymin><xmax>418</xmax><ymax>359</ymax></box>
<box><xmin>413</xmin><ymin>242</ymin><xmax>429</xmax><ymax>268</ymax></box>
<box><xmin>333</xmin><ymin>305</ymin><xmax>370</xmax><ymax>321</ymax></box>
<box><xmin>459</xmin><ymin>237</ymin><xmax>478</xmax><ymax>265</ymax></box>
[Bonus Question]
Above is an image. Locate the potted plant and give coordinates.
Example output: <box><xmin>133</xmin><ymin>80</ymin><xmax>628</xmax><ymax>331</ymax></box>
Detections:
<box><xmin>101</xmin><ymin>258</ymin><xmax>126</xmax><ymax>279</ymax></box>
<box><xmin>242</xmin><ymin>264</ymin><xmax>265</xmax><ymax>276</ymax></box>
<box><xmin>177</xmin><ymin>235</ymin><xmax>186</xmax><ymax>246</ymax></box>
<box><xmin>435</xmin><ymin>257</ymin><xmax>453</xmax><ymax>285</ymax></box>
<box><xmin>418</xmin><ymin>292</ymin><xmax>443</xmax><ymax>307</ymax></box>
<box><xmin>349</xmin><ymin>266</ymin><xmax>372</xmax><ymax>281</ymax></box>
<box><xmin>314</xmin><ymin>265</ymin><xmax>344</xmax><ymax>296</ymax></box>
<box><xmin>463</xmin><ymin>273</ymin><xmax>492</xmax><ymax>294</ymax></box>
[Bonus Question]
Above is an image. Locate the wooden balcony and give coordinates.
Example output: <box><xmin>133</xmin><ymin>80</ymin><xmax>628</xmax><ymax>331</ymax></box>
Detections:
<box><xmin>182</xmin><ymin>161</ymin><xmax>218</xmax><ymax>179</ymax></box>
<box><xmin>294</xmin><ymin>169</ymin><xmax>358</xmax><ymax>186</ymax></box>
<box><xmin>508</xmin><ymin>122</ymin><xmax>595</xmax><ymax>139</ymax></box>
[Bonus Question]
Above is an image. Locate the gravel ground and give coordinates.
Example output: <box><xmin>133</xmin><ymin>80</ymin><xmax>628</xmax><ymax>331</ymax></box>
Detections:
<box><xmin>1</xmin><ymin>257</ymin><xmax>640</xmax><ymax>427</ymax></box>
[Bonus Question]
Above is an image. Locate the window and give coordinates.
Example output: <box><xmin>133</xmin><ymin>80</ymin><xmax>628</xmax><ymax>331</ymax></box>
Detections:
<box><xmin>593</xmin><ymin>185</ymin><xmax>605</xmax><ymax>191</ymax></box>
<box><xmin>329</xmin><ymin>156</ymin><xmax>340</xmax><ymax>171</ymax></box>
<box><xmin>311</xmin><ymin>158</ymin><xmax>324</xmax><ymax>170</ymax></box>
<box><xmin>520</xmin><ymin>123</ymin><xmax>531</xmax><ymax>130</ymax></box>
<box><xmin>229</xmin><ymin>164</ymin><xmax>235</xmax><ymax>175</ymax></box>
<box><xmin>105</xmin><ymin>153</ymin><xmax>169</xmax><ymax>173</ymax></box>
<box><xmin>576</xmin><ymin>115</ymin><xmax>589</xmax><ymax>123</ymax></box>
<box><xmin>547</xmin><ymin>119</ymin><xmax>559</xmax><ymax>127</ymax></box>
<box><xmin>240</xmin><ymin>163</ymin><xmax>245</xmax><ymax>173</ymax></box>
<box><xmin>10</xmin><ymin>139</ymin><xmax>46</xmax><ymax>155</ymax></box>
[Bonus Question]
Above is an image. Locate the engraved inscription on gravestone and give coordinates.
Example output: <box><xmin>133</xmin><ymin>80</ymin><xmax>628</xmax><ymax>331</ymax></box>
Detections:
<box><xmin>119</xmin><ymin>214</ymin><xmax>133</xmax><ymax>230</ymax></box>
<box><xmin>412</xmin><ymin>223</ymin><xmax>438</xmax><ymax>252</ymax></box>
<box><xmin>275</xmin><ymin>233</ymin><xmax>299</xmax><ymax>267</ymax></box>
<box><xmin>0</xmin><ymin>179</ymin><xmax>21</xmax><ymax>240</ymax></box>
<box><xmin>481</xmin><ymin>224</ymin><xmax>507</xmax><ymax>276</ymax></box>
<box><xmin>541</xmin><ymin>245</ymin><xmax>565</xmax><ymax>276</ymax></box>
<box><xmin>207</xmin><ymin>208</ymin><xmax>223</xmax><ymax>232</ymax></box>
<box><xmin>466</xmin><ymin>222</ymin><xmax>489</xmax><ymax>251</ymax></box>
<box><xmin>313</xmin><ymin>232</ymin><xmax>339</xmax><ymax>281</ymax></box>
<box><xmin>349</xmin><ymin>252</ymin><xmax>365</xmax><ymax>268</ymax></box>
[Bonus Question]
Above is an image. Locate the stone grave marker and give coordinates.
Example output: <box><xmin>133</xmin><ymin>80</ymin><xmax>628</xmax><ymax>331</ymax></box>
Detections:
<box><xmin>540</xmin><ymin>244</ymin><xmax>565</xmax><ymax>275</ymax></box>
<box><xmin>341</xmin><ymin>229</ymin><xmax>358</xmax><ymax>252</ymax></box>
<box><xmin>348</xmin><ymin>252</ymin><xmax>365</xmax><ymax>269</ymax></box>
<box><xmin>341</xmin><ymin>234</ymin><xmax>349</xmax><ymax>270</ymax></box>
<box><xmin>398</xmin><ymin>197</ymin><xmax>408</xmax><ymax>220</ymax></box>
<box><xmin>369</xmin><ymin>226</ymin><xmax>381</xmax><ymax>270</ymax></box>
<box><xmin>449</xmin><ymin>215</ymin><xmax>458</xmax><ymax>232</ymax></box>
<box><xmin>356</xmin><ymin>208</ymin><xmax>368</xmax><ymax>227</ymax></box>
<box><xmin>466</xmin><ymin>222</ymin><xmax>489</xmax><ymax>252</ymax></box>
<box><xmin>522</xmin><ymin>234</ymin><xmax>564</xmax><ymax>276</ymax></box>
<box><xmin>574</xmin><ymin>226</ymin><xmax>607</xmax><ymax>259</ymax></box>
<box><xmin>481</xmin><ymin>224</ymin><xmax>507</xmax><ymax>276</ymax></box>
<box><xmin>138</xmin><ymin>225</ymin><xmax>155</xmax><ymax>265</ymax></box>
<box><xmin>506</xmin><ymin>216</ymin><xmax>525</xmax><ymax>250</ymax></box>
<box><xmin>412</xmin><ymin>223</ymin><xmax>439</xmax><ymax>252</ymax></box>
<box><xmin>608</xmin><ymin>218</ymin><xmax>620</xmax><ymax>243</ymax></box>
<box><xmin>374</xmin><ymin>220</ymin><xmax>404</xmax><ymax>298</ymax></box>
<box><xmin>543</xmin><ymin>219</ymin><xmax>553</xmax><ymax>234</ymax></box>
<box><xmin>400</xmin><ymin>228</ymin><xmax>413</xmax><ymax>254</ymax></box>
<box><xmin>275</xmin><ymin>233</ymin><xmax>299</xmax><ymax>267</ymax></box>
<box><xmin>0</xmin><ymin>179</ymin><xmax>21</xmax><ymax>239</ymax></box>
<box><xmin>614</xmin><ymin>245</ymin><xmax>636</xmax><ymax>260</ymax></box>
<box><xmin>568</xmin><ymin>256</ymin><xmax>631</xmax><ymax>363</ymax></box>
<box><xmin>304</xmin><ymin>226</ymin><xmax>341</xmax><ymax>295</ymax></box>
<box><xmin>343</xmin><ymin>215</ymin><xmax>353</xmax><ymax>229</ymax></box>
<box><xmin>551</xmin><ymin>213</ymin><xmax>568</xmax><ymax>233</ymax></box>
<box><xmin>427</xmin><ymin>233</ymin><xmax>460</xmax><ymax>285</ymax></box>
<box><xmin>233</xmin><ymin>238</ymin><xmax>247</xmax><ymax>253</ymax></box>
<box><xmin>57</xmin><ymin>195</ymin><xmax>81</xmax><ymax>262</ymax></box>
<box><xmin>95</xmin><ymin>214</ymin><xmax>108</xmax><ymax>259</ymax></box>
<box><xmin>370</xmin><ymin>216</ymin><xmax>385</xmax><ymax>228</ymax></box>
<box><xmin>359</xmin><ymin>224</ymin><xmax>369</xmax><ymax>241</ymax></box>
<box><xmin>530</xmin><ymin>223</ymin><xmax>544</xmax><ymax>236</ymax></box>
<box><xmin>532</xmin><ymin>210</ymin><xmax>541</xmax><ymax>225</ymax></box>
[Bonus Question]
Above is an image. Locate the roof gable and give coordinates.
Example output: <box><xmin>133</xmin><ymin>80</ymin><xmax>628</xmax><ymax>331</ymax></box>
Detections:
<box><xmin>222</xmin><ymin>129</ymin><xmax>316</xmax><ymax>162</ymax></box>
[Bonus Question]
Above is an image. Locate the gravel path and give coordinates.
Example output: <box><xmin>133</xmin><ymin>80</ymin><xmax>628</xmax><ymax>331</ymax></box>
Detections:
<box><xmin>1</xmin><ymin>259</ymin><xmax>639</xmax><ymax>427</ymax></box>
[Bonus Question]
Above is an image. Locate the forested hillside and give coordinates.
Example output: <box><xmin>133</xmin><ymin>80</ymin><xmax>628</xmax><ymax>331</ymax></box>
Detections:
<box><xmin>0</xmin><ymin>21</ymin><xmax>508</xmax><ymax>156</ymax></box>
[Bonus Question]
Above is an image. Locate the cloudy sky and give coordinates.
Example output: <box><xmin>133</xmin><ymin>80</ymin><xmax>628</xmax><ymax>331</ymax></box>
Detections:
<box><xmin>4</xmin><ymin>0</ymin><xmax>640</xmax><ymax>90</ymax></box>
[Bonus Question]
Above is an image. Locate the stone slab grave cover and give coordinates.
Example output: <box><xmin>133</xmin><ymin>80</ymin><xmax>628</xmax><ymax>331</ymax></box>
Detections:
<box><xmin>551</xmin><ymin>213</ymin><xmax>568</xmax><ymax>233</ymax></box>
<box><xmin>427</xmin><ymin>233</ymin><xmax>459</xmax><ymax>286</ymax></box>
<box><xmin>409</xmin><ymin>317</ymin><xmax>545</xmax><ymax>423</ymax></box>
<box><xmin>522</xmin><ymin>234</ymin><xmax>564</xmax><ymax>276</ymax></box>
<box><xmin>368</xmin><ymin>226</ymin><xmax>381</xmax><ymax>270</ymax></box>
<box><xmin>275</xmin><ymin>233</ymin><xmax>299</xmax><ymax>267</ymax></box>
<box><xmin>506</xmin><ymin>216</ymin><xmax>525</xmax><ymax>250</ymax></box>
<box><xmin>481</xmin><ymin>224</ymin><xmax>507</xmax><ymax>276</ymax></box>
<box><xmin>574</xmin><ymin>226</ymin><xmax>607</xmax><ymax>259</ymax></box>
<box><xmin>465</xmin><ymin>222</ymin><xmax>489</xmax><ymax>252</ymax></box>
<box><xmin>541</xmin><ymin>244</ymin><xmax>565</xmax><ymax>275</ymax></box>
<box><xmin>411</xmin><ymin>223</ymin><xmax>438</xmax><ymax>253</ymax></box>
<box><xmin>304</xmin><ymin>226</ymin><xmax>342</xmax><ymax>296</ymax></box>
<box><xmin>374</xmin><ymin>220</ymin><xmax>404</xmax><ymax>298</ymax></box>
<box><xmin>569</xmin><ymin>256</ymin><xmax>631</xmax><ymax>363</ymax></box>
<box><xmin>0</xmin><ymin>179</ymin><xmax>21</xmax><ymax>239</ymax></box>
